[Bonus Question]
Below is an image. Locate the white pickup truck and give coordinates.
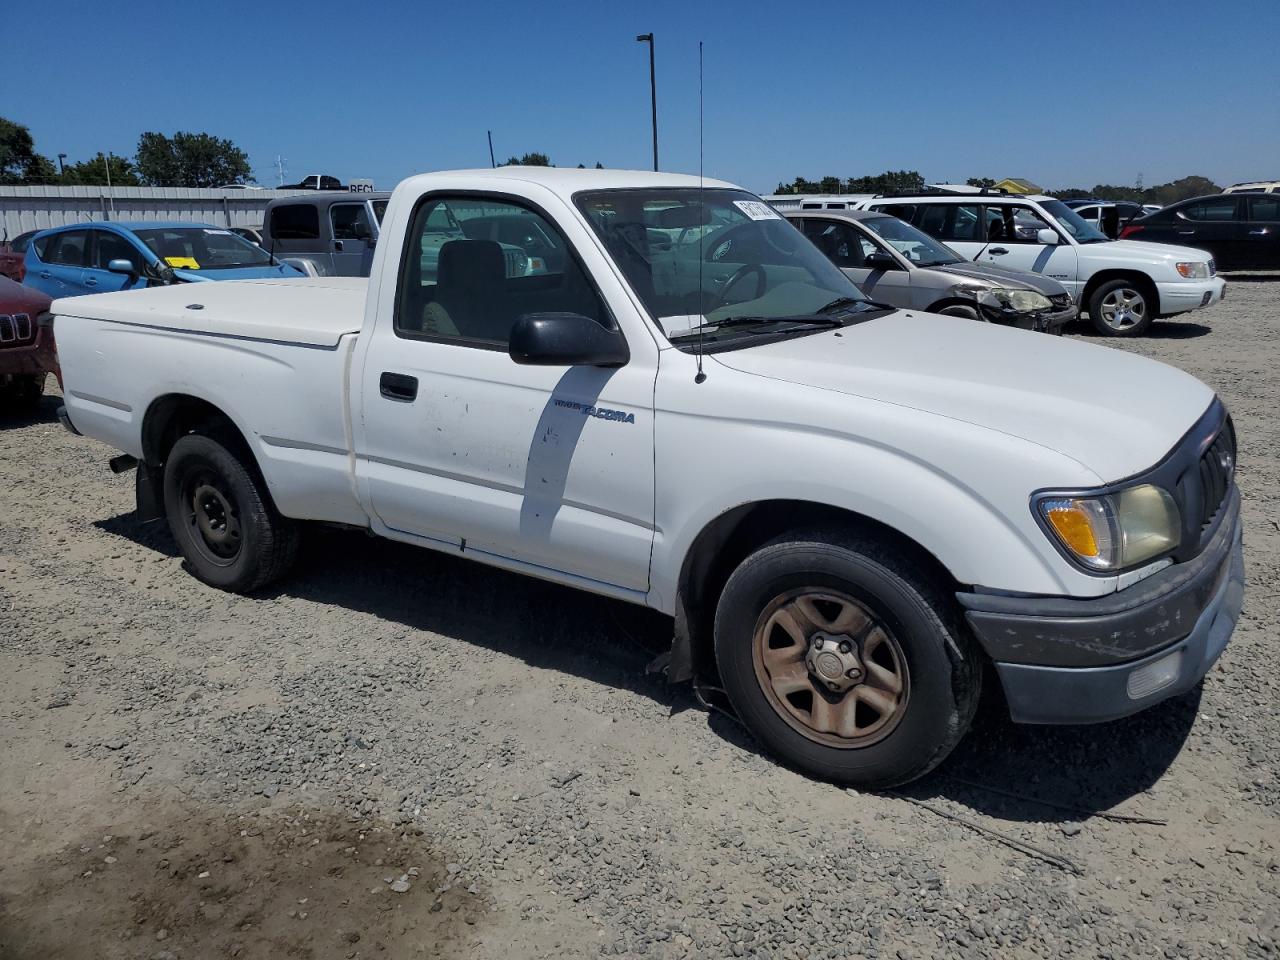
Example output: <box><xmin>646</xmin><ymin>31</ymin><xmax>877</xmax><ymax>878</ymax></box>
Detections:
<box><xmin>54</xmin><ymin>168</ymin><xmax>1244</xmax><ymax>788</ymax></box>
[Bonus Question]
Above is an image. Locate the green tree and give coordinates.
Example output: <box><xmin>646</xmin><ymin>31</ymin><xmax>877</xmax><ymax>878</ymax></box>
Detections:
<box><xmin>966</xmin><ymin>177</ymin><xmax>996</xmax><ymax>189</ymax></box>
<box><xmin>503</xmin><ymin>152</ymin><xmax>552</xmax><ymax>167</ymax></box>
<box><xmin>135</xmin><ymin>131</ymin><xmax>251</xmax><ymax>187</ymax></box>
<box><xmin>1145</xmin><ymin>175</ymin><xmax>1220</xmax><ymax>206</ymax></box>
<box><xmin>846</xmin><ymin>170</ymin><xmax>925</xmax><ymax>194</ymax></box>
<box><xmin>0</xmin><ymin>116</ymin><xmax>56</xmax><ymax>184</ymax></box>
<box><xmin>61</xmin><ymin>153</ymin><xmax>140</xmax><ymax>187</ymax></box>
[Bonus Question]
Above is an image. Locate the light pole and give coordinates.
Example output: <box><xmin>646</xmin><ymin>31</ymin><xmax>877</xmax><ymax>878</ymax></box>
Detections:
<box><xmin>635</xmin><ymin>33</ymin><xmax>658</xmax><ymax>171</ymax></box>
<box><xmin>57</xmin><ymin>153</ymin><xmax>67</xmax><ymax>177</ymax></box>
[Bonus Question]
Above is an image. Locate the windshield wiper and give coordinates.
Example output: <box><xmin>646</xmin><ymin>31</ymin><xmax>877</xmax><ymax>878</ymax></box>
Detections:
<box><xmin>669</xmin><ymin>314</ymin><xmax>847</xmax><ymax>340</ymax></box>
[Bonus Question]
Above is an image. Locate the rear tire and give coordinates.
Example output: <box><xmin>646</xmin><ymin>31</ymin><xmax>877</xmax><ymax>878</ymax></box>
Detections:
<box><xmin>1088</xmin><ymin>278</ymin><xmax>1154</xmax><ymax>337</ymax></box>
<box><xmin>162</xmin><ymin>431</ymin><xmax>298</xmax><ymax>593</ymax></box>
<box><xmin>713</xmin><ymin>532</ymin><xmax>981</xmax><ymax>789</ymax></box>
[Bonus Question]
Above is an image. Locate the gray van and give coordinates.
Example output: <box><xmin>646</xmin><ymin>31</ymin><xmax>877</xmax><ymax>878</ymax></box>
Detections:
<box><xmin>260</xmin><ymin>193</ymin><xmax>391</xmax><ymax>277</ymax></box>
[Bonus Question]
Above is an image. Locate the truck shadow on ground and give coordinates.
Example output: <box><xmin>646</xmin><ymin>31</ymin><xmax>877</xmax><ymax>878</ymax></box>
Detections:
<box><xmin>0</xmin><ymin>393</ymin><xmax>60</xmax><ymax>430</ymax></box>
<box><xmin>1069</xmin><ymin>319</ymin><xmax>1212</xmax><ymax>340</ymax></box>
<box><xmin>96</xmin><ymin>515</ymin><xmax>1199</xmax><ymax>824</ymax></box>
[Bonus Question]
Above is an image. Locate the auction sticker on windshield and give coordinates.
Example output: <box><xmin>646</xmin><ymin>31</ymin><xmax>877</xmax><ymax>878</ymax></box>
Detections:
<box><xmin>165</xmin><ymin>256</ymin><xmax>200</xmax><ymax>269</ymax></box>
<box><xmin>734</xmin><ymin>200</ymin><xmax>781</xmax><ymax>221</ymax></box>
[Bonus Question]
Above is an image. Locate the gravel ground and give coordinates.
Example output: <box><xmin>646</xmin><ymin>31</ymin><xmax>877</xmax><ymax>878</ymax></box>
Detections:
<box><xmin>2</xmin><ymin>280</ymin><xmax>1278</xmax><ymax>960</ymax></box>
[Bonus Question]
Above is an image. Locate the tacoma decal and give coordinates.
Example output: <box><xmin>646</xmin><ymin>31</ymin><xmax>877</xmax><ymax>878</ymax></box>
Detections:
<box><xmin>554</xmin><ymin>398</ymin><xmax>636</xmax><ymax>424</ymax></box>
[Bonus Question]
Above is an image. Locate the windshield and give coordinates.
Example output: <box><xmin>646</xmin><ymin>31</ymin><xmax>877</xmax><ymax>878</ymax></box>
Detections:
<box><xmin>860</xmin><ymin>216</ymin><xmax>962</xmax><ymax>267</ymax></box>
<box><xmin>575</xmin><ymin>188</ymin><xmax>867</xmax><ymax>343</ymax></box>
<box><xmin>134</xmin><ymin>227</ymin><xmax>274</xmax><ymax>270</ymax></box>
<box><xmin>1038</xmin><ymin>199</ymin><xmax>1108</xmax><ymax>243</ymax></box>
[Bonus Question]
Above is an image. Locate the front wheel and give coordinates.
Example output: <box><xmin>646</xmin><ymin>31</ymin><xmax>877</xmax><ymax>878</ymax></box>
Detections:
<box><xmin>713</xmin><ymin>533</ymin><xmax>981</xmax><ymax>789</ymax></box>
<box><xmin>936</xmin><ymin>304</ymin><xmax>983</xmax><ymax>322</ymax></box>
<box><xmin>1089</xmin><ymin>279</ymin><xmax>1153</xmax><ymax>337</ymax></box>
<box><xmin>163</xmin><ymin>431</ymin><xmax>299</xmax><ymax>593</ymax></box>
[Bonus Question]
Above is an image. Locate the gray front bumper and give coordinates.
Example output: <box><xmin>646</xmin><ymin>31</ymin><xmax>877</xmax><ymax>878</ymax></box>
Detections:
<box><xmin>995</xmin><ymin>524</ymin><xmax>1244</xmax><ymax>724</ymax></box>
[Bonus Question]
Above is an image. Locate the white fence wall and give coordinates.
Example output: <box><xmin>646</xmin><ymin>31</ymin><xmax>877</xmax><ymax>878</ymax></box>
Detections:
<box><xmin>0</xmin><ymin>185</ymin><xmax>320</xmax><ymax>238</ymax></box>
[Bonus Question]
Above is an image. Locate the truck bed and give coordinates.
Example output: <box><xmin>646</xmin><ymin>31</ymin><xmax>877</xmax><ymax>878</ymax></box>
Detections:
<box><xmin>52</xmin><ymin>277</ymin><xmax>366</xmax><ymax>348</ymax></box>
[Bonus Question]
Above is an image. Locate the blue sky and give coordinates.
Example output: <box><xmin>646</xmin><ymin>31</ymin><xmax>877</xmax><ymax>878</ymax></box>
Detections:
<box><xmin>9</xmin><ymin>0</ymin><xmax>1278</xmax><ymax>193</ymax></box>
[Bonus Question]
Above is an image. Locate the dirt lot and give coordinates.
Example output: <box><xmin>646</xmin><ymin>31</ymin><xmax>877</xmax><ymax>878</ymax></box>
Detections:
<box><xmin>2</xmin><ymin>282</ymin><xmax>1278</xmax><ymax>960</ymax></box>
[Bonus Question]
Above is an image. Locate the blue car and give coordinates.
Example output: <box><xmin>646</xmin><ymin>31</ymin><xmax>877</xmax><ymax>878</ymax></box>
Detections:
<box><xmin>23</xmin><ymin>221</ymin><xmax>304</xmax><ymax>299</ymax></box>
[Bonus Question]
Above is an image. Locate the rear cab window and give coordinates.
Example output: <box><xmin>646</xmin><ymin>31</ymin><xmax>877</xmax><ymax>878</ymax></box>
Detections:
<box><xmin>268</xmin><ymin>204</ymin><xmax>321</xmax><ymax>240</ymax></box>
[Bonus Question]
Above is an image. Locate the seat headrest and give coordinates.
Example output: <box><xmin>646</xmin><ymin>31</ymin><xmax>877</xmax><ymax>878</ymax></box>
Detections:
<box><xmin>439</xmin><ymin>240</ymin><xmax>505</xmax><ymax>293</ymax></box>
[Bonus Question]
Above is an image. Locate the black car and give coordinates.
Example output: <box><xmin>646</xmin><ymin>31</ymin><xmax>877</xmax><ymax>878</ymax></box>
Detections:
<box><xmin>1121</xmin><ymin>194</ymin><xmax>1280</xmax><ymax>271</ymax></box>
<box><xmin>1063</xmin><ymin>199</ymin><xmax>1145</xmax><ymax>239</ymax></box>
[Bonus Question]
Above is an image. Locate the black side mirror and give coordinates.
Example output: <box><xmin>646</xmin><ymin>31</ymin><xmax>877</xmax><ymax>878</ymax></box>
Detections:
<box><xmin>864</xmin><ymin>250</ymin><xmax>899</xmax><ymax>270</ymax></box>
<box><xmin>509</xmin><ymin>313</ymin><xmax>629</xmax><ymax>367</ymax></box>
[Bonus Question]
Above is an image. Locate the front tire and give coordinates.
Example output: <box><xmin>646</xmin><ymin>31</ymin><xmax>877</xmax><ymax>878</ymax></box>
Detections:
<box><xmin>713</xmin><ymin>533</ymin><xmax>981</xmax><ymax>789</ymax></box>
<box><xmin>1089</xmin><ymin>279</ymin><xmax>1153</xmax><ymax>337</ymax></box>
<box><xmin>936</xmin><ymin>304</ymin><xmax>982</xmax><ymax>322</ymax></box>
<box><xmin>162</xmin><ymin>431</ymin><xmax>298</xmax><ymax>593</ymax></box>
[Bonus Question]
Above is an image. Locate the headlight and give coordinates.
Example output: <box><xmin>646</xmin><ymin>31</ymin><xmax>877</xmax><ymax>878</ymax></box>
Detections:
<box><xmin>1176</xmin><ymin>261</ymin><xmax>1210</xmax><ymax>279</ymax></box>
<box><xmin>975</xmin><ymin>288</ymin><xmax>1053</xmax><ymax>313</ymax></box>
<box><xmin>1036</xmin><ymin>483</ymin><xmax>1180</xmax><ymax>572</ymax></box>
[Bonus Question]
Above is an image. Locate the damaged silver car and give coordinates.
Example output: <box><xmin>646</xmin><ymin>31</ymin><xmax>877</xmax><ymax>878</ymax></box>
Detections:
<box><xmin>785</xmin><ymin>209</ymin><xmax>1077</xmax><ymax>334</ymax></box>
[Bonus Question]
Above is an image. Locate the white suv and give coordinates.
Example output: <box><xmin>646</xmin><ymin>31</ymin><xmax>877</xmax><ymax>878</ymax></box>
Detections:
<box><xmin>856</xmin><ymin>193</ymin><xmax>1225</xmax><ymax>336</ymax></box>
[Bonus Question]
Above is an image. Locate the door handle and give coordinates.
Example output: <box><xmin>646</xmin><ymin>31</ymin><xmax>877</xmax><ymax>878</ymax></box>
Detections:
<box><xmin>85</xmin><ymin>277</ymin><xmax>98</xmax><ymax>287</ymax></box>
<box><xmin>1177</xmin><ymin>230</ymin><xmax>1196</xmax><ymax>235</ymax></box>
<box><xmin>1248</xmin><ymin>228</ymin><xmax>1269</xmax><ymax>236</ymax></box>
<box><xmin>39</xmin><ymin>270</ymin><xmax>51</xmax><ymax>279</ymax></box>
<box><xmin>988</xmin><ymin>247</ymin><xmax>1009</xmax><ymax>256</ymax></box>
<box><xmin>379</xmin><ymin>372</ymin><xmax>418</xmax><ymax>402</ymax></box>
<box><xmin>334</xmin><ymin>240</ymin><xmax>344</xmax><ymax>252</ymax></box>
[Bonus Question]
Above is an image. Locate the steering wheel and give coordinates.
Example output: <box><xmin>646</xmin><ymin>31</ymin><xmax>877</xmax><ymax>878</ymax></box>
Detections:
<box><xmin>711</xmin><ymin>262</ymin><xmax>767</xmax><ymax>311</ymax></box>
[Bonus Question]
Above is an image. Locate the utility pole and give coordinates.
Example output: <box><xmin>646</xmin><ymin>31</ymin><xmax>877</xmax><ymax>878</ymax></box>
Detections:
<box><xmin>636</xmin><ymin>33</ymin><xmax>658</xmax><ymax>171</ymax></box>
<box><xmin>275</xmin><ymin>155</ymin><xmax>288</xmax><ymax>187</ymax></box>
<box><xmin>104</xmin><ymin>152</ymin><xmax>115</xmax><ymax>218</ymax></box>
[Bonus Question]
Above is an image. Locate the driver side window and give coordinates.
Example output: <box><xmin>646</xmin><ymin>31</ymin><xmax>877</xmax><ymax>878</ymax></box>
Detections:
<box><xmin>801</xmin><ymin>219</ymin><xmax>866</xmax><ymax>268</ymax></box>
<box><xmin>395</xmin><ymin>195</ymin><xmax>610</xmax><ymax>348</ymax></box>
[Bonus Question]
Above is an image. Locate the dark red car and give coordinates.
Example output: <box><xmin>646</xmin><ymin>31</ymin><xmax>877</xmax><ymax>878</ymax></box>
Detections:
<box><xmin>0</xmin><ymin>231</ymin><xmax>35</xmax><ymax>282</ymax></box>
<box><xmin>0</xmin><ymin>275</ymin><xmax>57</xmax><ymax>412</ymax></box>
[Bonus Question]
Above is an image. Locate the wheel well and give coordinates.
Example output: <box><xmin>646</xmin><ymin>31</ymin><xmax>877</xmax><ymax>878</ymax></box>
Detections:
<box><xmin>675</xmin><ymin>500</ymin><xmax>962</xmax><ymax>681</ymax></box>
<box><xmin>141</xmin><ymin>394</ymin><xmax>248</xmax><ymax>469</ymax></box>
<box><xmin>1081</xmin><ymin>270</ymin><xmax>1160</xmax><ymax>316</ymax></box>
<box><xmin>924</xmin><ymin>297</ymin><xmax>979</xmax><ymax>316</ymax></box>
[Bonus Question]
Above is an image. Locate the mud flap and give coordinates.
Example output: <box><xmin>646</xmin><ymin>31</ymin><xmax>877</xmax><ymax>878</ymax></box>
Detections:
<box><xmin>135</xmin><ymin>465</ymin><xmax>164</xmax><ymax>522</ymax></box>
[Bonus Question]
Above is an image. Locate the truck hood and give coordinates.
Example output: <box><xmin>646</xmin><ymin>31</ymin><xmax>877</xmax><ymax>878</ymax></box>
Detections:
<box><xmin>52</xmin><ymin>276</ymin><xmax>365</xmax><ymax>348</ymax></box>
<box><xmin>710</xmin><ymin>311</ymin><xmax>1214</xmax><ymax>483</ymax></box>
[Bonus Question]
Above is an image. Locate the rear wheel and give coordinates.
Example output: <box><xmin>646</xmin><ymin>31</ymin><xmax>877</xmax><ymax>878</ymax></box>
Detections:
<box><xmin>163</xmin><ymin>431</ymin><xmax>298</xmax><ymax>592</ymax></box>
<box><xmin>713</xmin><ymin>532</ymin><xmax>981</xmax><ymax>789</ymax></box>
<box><xmin>1089</xmin><ymin>279</ymin><xmax>1153</xmax><ymax>336</ymax></box>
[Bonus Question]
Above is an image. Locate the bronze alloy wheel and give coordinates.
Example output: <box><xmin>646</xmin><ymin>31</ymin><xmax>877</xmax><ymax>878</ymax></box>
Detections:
<box><xmin>751</xmin><ymin>589</ymin><xmax>909</xmax><ymax>748</ymax></box>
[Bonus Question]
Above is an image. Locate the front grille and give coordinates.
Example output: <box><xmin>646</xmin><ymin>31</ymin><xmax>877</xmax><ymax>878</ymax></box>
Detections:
<box><xmin>0</xmin><ymin>313</ymin><xmax>33</xmax><ymax>346</ymax></box>
<box><xmin>1196</xmin><ymin>421</ymin><xmax>1235</xmax><ymax>533</ymax></box>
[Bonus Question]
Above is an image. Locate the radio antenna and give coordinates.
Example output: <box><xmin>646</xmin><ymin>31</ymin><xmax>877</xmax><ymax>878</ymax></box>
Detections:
<box><xmin>695</xmin><ymin>40</ymin><xmax>707</xmax><ymax>385</ymax></box>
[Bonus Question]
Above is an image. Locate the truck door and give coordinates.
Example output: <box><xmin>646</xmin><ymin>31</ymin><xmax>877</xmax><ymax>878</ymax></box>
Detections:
<box><xmin>328</xmin><ymin>202</ymin><xmax>375</xmax><ymax>277</ymax></box>
<box><xmin>357</xmin><ymin>193</ymin><xmax>657</xmax><ymax>593</ymax></box>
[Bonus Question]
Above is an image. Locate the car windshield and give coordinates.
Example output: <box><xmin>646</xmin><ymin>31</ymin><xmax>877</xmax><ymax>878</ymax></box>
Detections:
<box><xmin>576</xmin><ymin>188</ymin><xmax>869</xmax><ymax>345</ymax></box>
<box><xmin>859</xmin><ymin>216</ymin><xmax>962</xmax><ymax>267</ymax></box>
<box><xmin>1038</xmin><ymin>199</ymin><xmax>1109</xmax><ymax>243</ymax></box>
<box><xmin>133</xmin><ymin>227</ymin><xmax>274</xmax><ymax>270</ymax></box>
